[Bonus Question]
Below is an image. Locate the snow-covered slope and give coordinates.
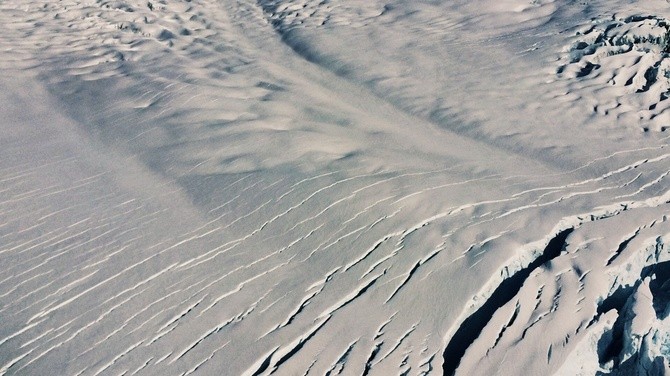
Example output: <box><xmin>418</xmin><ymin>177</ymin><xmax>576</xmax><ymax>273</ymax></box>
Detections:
<box><xmin>0</xmin><ymin>0</ymin><xmax>669</xmax><ymax>375</ymax></box>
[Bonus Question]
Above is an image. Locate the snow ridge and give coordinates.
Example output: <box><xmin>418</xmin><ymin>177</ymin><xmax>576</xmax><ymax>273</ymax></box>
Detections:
<box><xmin>0</xmin><ymin>0</ymin><xmax>669</xmax><ymax>375</ymax></box>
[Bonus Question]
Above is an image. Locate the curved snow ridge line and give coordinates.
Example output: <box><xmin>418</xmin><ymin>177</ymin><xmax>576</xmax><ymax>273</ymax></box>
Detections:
<box><xmin>177</xmin><ymin>339</ymin><xmax>231</xmax><ymax>376</ymax></box>
<box><xmin>342</xmin><ymin>194</ymin><xmax>519</xmax><ymax>275</ymax></box>
<box><xmin>261</xmin><ymin>291</ymin><xmax>320</xmax><ymax>337</ymax></box>
<box><xmin>243</xmin><ymin>316</ymin><xmax>332</xmax><ymax>376</ymax></box>
<box><xmin>324</xmin><ymin>340</ymin><xmax>358</xmax><ymax>375</ymax></box>
<box><xmin>179</xmin><ymin>220</ymin><xmax>324</xmax><ymax>304</ymax></box>
<box><xmin>156</xmin><ymin>295</ymin><xmax>207</xmax><ymax>333</ymax></box>
<box><xmin>27</xmin><ymin>260</ymin><xmax>179</xmax><ymax>324</ymax></box>
<box><xmin>0</xmin><ymin>351</ymin><xmax>33</xmax><ymax>376</ymax></box>
<box><xmin>11</xmin><ymin>285</ymin><xmax>157</xmax><ymax>372</ymax></box>
<box><xmin>92</xmin><ymin>341</ymin><xmax>144</xmax><ymax>376</ymax></box>
<box><xmin>385</xmin><ymin>248</ymin><xmax>442</xmax><ymax>304</ymax></box>
<box><xmin>169</xmin><ymin>320</ymin><xmax>234</xmax><ymax>365</ymax></box>
<box><xmin>614</xmin><ymin>169</ymin><xmax>670</xmax><ymax>200</ymax></box>
<box><xmin>371</xmin><ymin>323</ymin><xmax>419</xmax><ymax>367</ymax></box>
<box><xmin>498</xmin><ymin>153</ymin><xmax>670</xmax><ymax>219</ymax></box>
<box><xmin>198</xmin><ymin>256</ymin><xmax>296</xmax><ymax>316</ymax></box>
<box><xmin>0</xmin><ymin>320</ymin><xmax>44</xmax><ymax>348</ymax></box>
<box><xmin>10</xmin><ymin>261</ymin><xmax>166</xmax><ymax>352</ymax></box>
<box><xmin>529</xmin><ymin>145</ymin><xmax>668</xmax><ymax>181</ymax></box>
<box><xmin>317</xmin><ymin>271</ymin><xmax>387</xmax><ymax>321</ymax></box>
<box><xmin>177</xmin><ymin>171</ymin><xmax>393</xmax><ymax>271</ymax></box>
<box><xmin>284</xmin><ymin>169</ymin><xmax>451</xmax><ymax>235</ymax></box>
<box><xmin>250</xmin><ymin>271</ymin><xmax>386</xmax><ymax>374</ymax></box>
<box><xmin>72</xmin><ymin>285</ymin><xmax>155</xmax><ymax>356</ymax></box>
<box><xmin>440</xmin><ymin>189</ymin><xmax>670</xmax><ymax>374</ymax></box>
<box><xmin>605</xmin><ymin>228</ymin><xmax>643</xmax><ymax>266</ymax></box>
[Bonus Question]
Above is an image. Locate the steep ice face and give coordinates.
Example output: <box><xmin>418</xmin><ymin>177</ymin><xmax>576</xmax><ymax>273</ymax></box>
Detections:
<box><xmin>558</xmin><ymin>271</ymin><xmax>670</xmax><ymax>376</ymax></box>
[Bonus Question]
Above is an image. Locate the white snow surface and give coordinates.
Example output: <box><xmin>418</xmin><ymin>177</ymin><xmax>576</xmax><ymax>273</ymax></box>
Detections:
<box><xmin>1</xmin><ymin>0</ymin><xmax>670</xmax><ymax>375</ymax></box>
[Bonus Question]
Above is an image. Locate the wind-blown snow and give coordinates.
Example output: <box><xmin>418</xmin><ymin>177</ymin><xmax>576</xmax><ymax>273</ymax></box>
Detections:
<box><xmin>0</xmin><ymin>0</ymin><xmax>669</xmax><ymax>375</ymax></box>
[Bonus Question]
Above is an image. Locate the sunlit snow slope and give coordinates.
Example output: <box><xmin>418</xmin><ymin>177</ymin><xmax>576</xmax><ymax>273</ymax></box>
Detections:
<box><xmin>1</xmin><ymin>0</ymin><xmax>670</xmax><ymax>375</ymax></box>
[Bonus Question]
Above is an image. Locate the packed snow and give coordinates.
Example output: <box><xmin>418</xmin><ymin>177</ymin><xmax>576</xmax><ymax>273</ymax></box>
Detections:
<box><xmin>0</xmin><ymin>0</ymin><xmax>669</xmax><ymax>375</ymax></box>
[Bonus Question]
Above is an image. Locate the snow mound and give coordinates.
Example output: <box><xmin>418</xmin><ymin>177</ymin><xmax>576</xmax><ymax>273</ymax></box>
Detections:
<box><xmin>258</xmin><ymin>0</ymin><xmax>386</xmax><ymax>29</ymax></box>
<box><xmin>558</xmin><ymin>15</ymin><xmax>670</xmax><ymax>132</ymax></box>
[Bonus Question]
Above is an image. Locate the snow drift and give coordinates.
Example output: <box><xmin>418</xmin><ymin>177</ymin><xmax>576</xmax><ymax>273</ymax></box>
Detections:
<box><xmin>0</xmin><ymin>0</ymin><xmax>669</xmax><ymax>375</ymax></box>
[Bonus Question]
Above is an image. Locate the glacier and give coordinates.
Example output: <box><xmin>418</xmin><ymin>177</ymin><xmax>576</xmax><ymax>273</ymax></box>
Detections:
<box><xmin>0</xmin><ymin>0</ymin><xmax>669</xmax><ymax>375</ymax></box>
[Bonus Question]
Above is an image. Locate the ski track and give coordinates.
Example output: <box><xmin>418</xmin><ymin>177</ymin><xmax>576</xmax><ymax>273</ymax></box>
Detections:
<box><xmin>0</xmin><ymin>0</ymin><xmax>669</xmax><ymax>375</ymax></box>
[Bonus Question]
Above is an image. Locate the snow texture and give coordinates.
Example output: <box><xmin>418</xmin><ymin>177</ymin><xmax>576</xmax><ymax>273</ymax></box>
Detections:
<box><xmin>0</xmin><ymin>0</ymin><xmax>669</xmax><ymax>375</ymax></box>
